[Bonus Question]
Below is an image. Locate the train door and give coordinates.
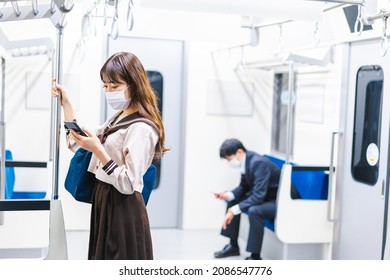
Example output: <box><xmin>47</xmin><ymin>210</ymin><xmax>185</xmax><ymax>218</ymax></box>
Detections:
<box><xmin>333</xmin><ymin>40</ymin><xmax>390</xmax><ymax>259</ymax></box>
<box><xmin>106</xmin><ymin>36</ymin><xmax>186</xmax><ymax>228</ymax></box>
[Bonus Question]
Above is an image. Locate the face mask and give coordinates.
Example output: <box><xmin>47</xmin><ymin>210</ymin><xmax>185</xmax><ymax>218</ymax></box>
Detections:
<box><xmin>105</xmin><ymin>87</ymin><xmax>131</xmax><ymax>110</ymax></box>
<box><xmin>228</xmin><ymin>157</ymin><xmax>242</xmax><ymax>169</ymax></box>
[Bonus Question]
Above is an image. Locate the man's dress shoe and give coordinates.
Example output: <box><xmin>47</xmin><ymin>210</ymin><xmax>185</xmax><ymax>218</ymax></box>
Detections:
<box><xmin>214</xmin><ymin>244</ymin><xmax>240</xmax><ymax>258</ymax></box>
<box><xmin>245</xmin><ymin>256</ymin><xmax>262</xmax><ymax>260</ymax></box>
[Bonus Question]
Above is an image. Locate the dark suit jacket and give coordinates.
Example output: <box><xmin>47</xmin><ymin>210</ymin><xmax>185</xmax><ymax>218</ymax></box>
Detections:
<box><xmin>232</xmin><ymin>151</ymin><xmax>280</xmax><ymax>212</ymax></box>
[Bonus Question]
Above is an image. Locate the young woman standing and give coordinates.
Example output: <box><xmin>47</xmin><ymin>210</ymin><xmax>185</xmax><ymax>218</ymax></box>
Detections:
<box><xmin>52</xmin><ymin>52</ymin><xmax>168</xmax><ymax>260</ymax></box>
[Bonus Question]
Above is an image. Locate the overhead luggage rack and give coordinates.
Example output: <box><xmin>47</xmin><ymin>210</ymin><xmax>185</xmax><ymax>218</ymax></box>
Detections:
<box><xmin>0</xmin><ymin>0</ymin><xmax>74</xmax><ymax>260</ymax></box>
<box><xmin>0</xmin><ymin>27</ymin><xmax>54</xmax><ymax>57</ymax></box>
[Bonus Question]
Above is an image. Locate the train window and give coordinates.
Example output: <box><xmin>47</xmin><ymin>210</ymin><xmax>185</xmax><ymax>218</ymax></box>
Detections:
<box><xmin>147</xmin><ymin>71</ymin><xmax>163</xmax><ymax>114</ymax></box>
<box><xmin>271</xmin><ymin>73</ymin><xmax>295</xmax><ymax>156</ymax></box>
<box><xmin>351</xmin><ymin>65</ymin><xmax>383</xmax><ymax>185</ymax></box>
<box><xmin>146</xmin><ymin>71</ymin><xmax>163</xmax><ymax>190</ymax></box>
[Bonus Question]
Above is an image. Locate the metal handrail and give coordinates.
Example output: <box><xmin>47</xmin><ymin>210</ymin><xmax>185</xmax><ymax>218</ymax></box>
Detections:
<box><xmin>50</xmin><ymin>28</ymin><xmax>64</xmax><ymax>200</ymax></box>
<box><xmin>0</xmin><ymin>200</ymin><xmax>50</xmax><ymax>211</ymax></box>
<box><xmin>0</xmin><ymin>58</ymin><xmax>5</xmax><ymax>225</ymax></box>
<box><xmin>5</xmin><ymin>161</ymin><xmax>47</xmax><ymax>168</ymax></box>
<box><xmin>285</xmin><ymin>62</ymin><xmax>294</xmax><ymax>164</ymax></box>
<box><xmin>327</xmin><ymin>131</ymin><xmax>339</xmax><ymax>222</ymax></box>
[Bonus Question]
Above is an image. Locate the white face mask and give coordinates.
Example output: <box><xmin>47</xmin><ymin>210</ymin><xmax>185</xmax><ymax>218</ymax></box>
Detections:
<box><xmin>105</xmin><ymin>87</ymin><xmax>131</xmax><ymax>110</ymax></box>
<box><xmin>228</xmin><ymin>157</ymin><xmax>242</xmax><ymax>169</ymax></box>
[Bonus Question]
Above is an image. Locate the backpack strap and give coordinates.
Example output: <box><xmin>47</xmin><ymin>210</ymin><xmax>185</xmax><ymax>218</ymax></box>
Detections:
<box><xmin>107</xmin><ymin>117</ymin><xmax>159</xmax><ymax>135</ymax></box>
<box><xmin>98</xmin><ymin>113</ymin><xmax>162</xmax><ymax>157</ymax></box>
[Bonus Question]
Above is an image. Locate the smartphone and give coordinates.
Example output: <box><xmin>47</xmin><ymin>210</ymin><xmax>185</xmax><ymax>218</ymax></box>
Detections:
<box><xmin>64</xmin><ymin>121</ymin><xmax>88</xmax><ymax>137</ymax></box>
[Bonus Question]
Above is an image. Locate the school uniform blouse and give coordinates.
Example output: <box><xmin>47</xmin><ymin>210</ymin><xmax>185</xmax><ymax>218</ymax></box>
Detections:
<box><xmin>67</xmin><ymin>117</ymin><xmax>159</xmax><ymax>195</ymax></box>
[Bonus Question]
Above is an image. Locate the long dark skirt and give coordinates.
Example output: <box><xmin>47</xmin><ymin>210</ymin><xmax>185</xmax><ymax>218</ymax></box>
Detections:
<box><xmin>88</xmin><ymin>179</ymin><xmax>153</xmax><ymax>260</ymax></box>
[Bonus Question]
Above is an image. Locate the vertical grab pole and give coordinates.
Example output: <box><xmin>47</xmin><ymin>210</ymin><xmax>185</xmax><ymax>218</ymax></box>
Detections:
<box><xmin>0</xmin><ymin>58</ymin><xmax>5</xmax><ymax>224</ymax></box>
<box><xmin>46</xmin><ymin>25</ymin><xmax>69</xmax><ymax>260</ymax></box>
<box><xmin>51</xmin><ymin>28</ymin><xmax>64</xmax><ymax>200</ymax></box>
<box><xmin>49</xmin><ymin>49</ymin><xmax>55</xmax><ymax>162</ymax></box>
<box><xmin>45</xmin><ymin>3</ymin><xmax>74</xmax><ymax>259</ymax></box>
<box><xmin>285</xmin><ymin>62</ymin><xmax>294</xmax><ymax>164</ymax></box>
<box><xmin>0</xmin><ymin>58</ymin><xmax>5</xmax><ymax>199</ymax></box>
<box><xmin>327</xmin><ymin>132</ymin><xmax>339</xmax><ymax>222</ymax></box>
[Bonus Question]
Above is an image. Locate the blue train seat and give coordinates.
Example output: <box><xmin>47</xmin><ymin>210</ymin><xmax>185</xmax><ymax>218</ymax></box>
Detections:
<box><xmin>263</xmin><ymin>154</ymin><xmax>285</xmax><ymax>168</ymax></box>
<box><xmin>4</xmin><ymin>150</ymin><xmax>46</xmax><ymax>199</ymax></box>
<box><xmin>261</xmin><ymin>154</ymin><xmax>329</xmax><ymax>232</ymax></box>
<box><xmin>291</xmin><ymin>170</ymin><xmax>328</xmax><ymax>200</ymax></box>
<box><xmin>263</xmin><ymin>154</ymin><xmax>328</xmax><ymax>200</ymax></box>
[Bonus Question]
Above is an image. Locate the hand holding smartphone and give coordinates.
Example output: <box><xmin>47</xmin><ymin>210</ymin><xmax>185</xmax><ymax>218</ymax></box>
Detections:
<box><xmin>64</xmin><ymin>121</ymin><xmax>88</xmax><ymax>137</ymax></box>
<box><xmin>211</xmin><ymin>191</ymin><xmax>227</xmax><ymax>200</ymax></box>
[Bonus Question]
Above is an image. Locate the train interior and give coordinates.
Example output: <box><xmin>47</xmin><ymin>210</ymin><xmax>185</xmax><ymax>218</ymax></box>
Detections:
<box><xmin>0</xmin><ymin>0</ymin><xmax>389</xmax><ymax>260</ymax></box>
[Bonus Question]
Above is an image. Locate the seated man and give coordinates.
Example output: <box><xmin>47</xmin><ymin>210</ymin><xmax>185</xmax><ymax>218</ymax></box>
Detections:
<box><xmin>213</xmin><ymin>139</ymin><xmax>280</xmax><ymax>260</ymax></box>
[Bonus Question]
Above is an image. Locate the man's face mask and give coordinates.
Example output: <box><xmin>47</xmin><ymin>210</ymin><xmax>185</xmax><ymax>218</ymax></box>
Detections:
<box><xmin>228</xmin><ymin>155</ymin><xmax>242</xmax><ymax>169</ymax></box>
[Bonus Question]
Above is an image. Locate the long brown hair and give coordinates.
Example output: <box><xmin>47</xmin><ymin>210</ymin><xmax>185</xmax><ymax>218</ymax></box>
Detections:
<box><xmin>100</xmin><ymin>52</ymin><xmax>169</xmax><ymax>158</ymax></box>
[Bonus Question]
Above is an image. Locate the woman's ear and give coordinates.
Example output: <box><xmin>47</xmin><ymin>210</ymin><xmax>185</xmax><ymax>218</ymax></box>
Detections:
<box><xmin>125</xmin><ymin>87</ymin><xmax>131</xmax><ymax>99</ymax></box>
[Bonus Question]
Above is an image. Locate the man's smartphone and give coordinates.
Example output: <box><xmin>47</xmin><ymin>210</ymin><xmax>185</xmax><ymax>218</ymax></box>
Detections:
<box><xmin>64</xmin><ymin>121</ymin><xmax>88</xmax><ymax>137</ymax></box>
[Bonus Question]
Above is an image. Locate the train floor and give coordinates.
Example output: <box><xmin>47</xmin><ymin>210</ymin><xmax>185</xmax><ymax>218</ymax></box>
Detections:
<box><xmin>67</xmin><ymin>228</ymin><xmax>248</xmax><ymax>260</ymax></box>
